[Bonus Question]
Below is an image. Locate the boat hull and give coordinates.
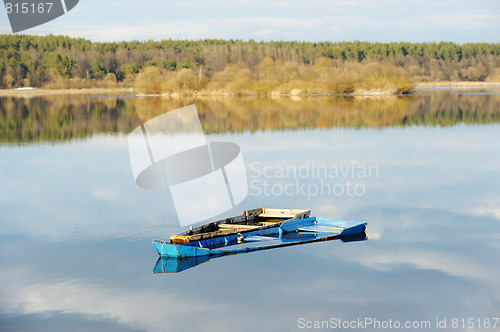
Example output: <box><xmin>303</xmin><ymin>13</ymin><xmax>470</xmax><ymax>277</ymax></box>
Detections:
<box><xmin>153</xmin><ymin>217</ymin><xmax>367</xmax><ymax>258</ymax></box>
<box><xmin>153</xmin><ymin>231</ymin><xmax>367</xmax><ymax>273</ymax></box>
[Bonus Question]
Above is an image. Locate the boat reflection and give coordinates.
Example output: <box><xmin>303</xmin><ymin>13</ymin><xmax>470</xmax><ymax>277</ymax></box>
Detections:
<box><xmin>153</xmin><ymin>231</ymin><xmax>367</xmax><ymax>273</ymax></box>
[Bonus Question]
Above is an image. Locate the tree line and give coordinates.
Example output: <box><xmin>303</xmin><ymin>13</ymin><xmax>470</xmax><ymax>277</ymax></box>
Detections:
<box><xmin>1</xmin><ymin>34</ymin><xmax>500</xmax><ymax>93</ymax></box>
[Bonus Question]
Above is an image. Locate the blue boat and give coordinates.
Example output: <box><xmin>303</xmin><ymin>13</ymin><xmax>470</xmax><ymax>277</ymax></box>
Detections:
<box><xmin>153</xmin><ymin>230</ymin><xmax>367</xmax><ymax>273</ymax></box>
<box><xmin>152</xmin><ymin>208</ymin><xmax>367</xmax><ymax>259</ymax></box>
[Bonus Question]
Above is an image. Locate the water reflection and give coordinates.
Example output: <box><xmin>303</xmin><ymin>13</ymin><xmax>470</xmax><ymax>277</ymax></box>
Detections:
<box><xmin>2</xmin><ymin>92</ymin><xmax>500</xmax><ymax>143</ymax></box>
<box><xmin>0</xmin><ymin>91</ymin><xmax>499</xmax><ymax>331</ymax></box>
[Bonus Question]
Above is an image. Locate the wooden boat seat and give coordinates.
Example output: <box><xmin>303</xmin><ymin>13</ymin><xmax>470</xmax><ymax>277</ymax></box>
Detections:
<box><xmin>257</xmin><ymin>221</ymin><xmax>282</xmax><ymax>226</ymax></box>
<box><xmin>170</xmin><ymin>235</ymin><xmax>190</xmax><ymax>244</ymax></box>
<box><xmin>170</xmin><ymin>227</ymin><xmax>260</xmax><ymax>244</ymax></box>
<box><xmin>217</xmin><ymin>224</ymin><xmax>260</xmax><ymax>230</ymax></box>
<box><xmin>166</xmin><ymin>208</ymin><xmax>311</xmax><ymax>245</ymax></box>
<box><xmin>170</xmin><ymin>220</ymin><xmax>285</xmax><ymax>244</ymax></box>
<box><xmin>258</xmin><ymin>213</ymin><xmax>296</xmax><ymax>218</ymax></box>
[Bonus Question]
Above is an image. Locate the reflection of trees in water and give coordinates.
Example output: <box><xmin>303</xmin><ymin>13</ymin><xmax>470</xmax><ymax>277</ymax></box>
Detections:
<box><xmin>0</xmin><ymin>96</ymin><xmax>141</xmax><ymax>142</ymax></box>
<box><xmin>1</xmin><ymin>94</ymin><xmax>500</xmax><ymax>142</ymax></box>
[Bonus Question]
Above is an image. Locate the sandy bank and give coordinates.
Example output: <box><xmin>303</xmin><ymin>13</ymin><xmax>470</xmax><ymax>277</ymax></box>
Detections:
<box><xmin>0</xmin><ymin>88</ymin><xmax>134</xmax><ymax>97</ymax></box>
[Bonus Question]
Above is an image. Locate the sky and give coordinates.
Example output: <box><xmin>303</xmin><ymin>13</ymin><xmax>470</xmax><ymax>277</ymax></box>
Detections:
<box><xmin>0</xmin><ymin>0</ymin><xmax>499</xmax><ymax>43</ymax></box>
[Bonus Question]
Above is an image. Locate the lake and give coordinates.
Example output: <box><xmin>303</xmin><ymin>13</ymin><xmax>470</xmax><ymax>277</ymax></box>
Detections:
<box><xmin>1</xmin><ymin>89</ymin><xmax>499</xmax><ymax>331</ymax></box>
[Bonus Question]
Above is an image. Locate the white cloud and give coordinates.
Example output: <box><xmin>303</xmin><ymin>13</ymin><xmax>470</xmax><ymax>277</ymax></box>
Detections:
<box><xmin>0</xmin><ymin>268</ymin><xmax>236</xmax><ymax>331</ymax></box>
<box><xmin>348</xmin><ymin>248</ymin><xmax>500</xmax><ymax>300</ymax></box>
<box><xmin>92</xmin><ymin>188</ymin><xmax>120</xmax><ymax>202</ymax></box>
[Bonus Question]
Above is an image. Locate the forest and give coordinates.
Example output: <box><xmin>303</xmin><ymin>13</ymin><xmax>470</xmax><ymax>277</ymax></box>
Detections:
<box><xmin>1</xmin><ymin>34</ymin><xmax>500</xmax><ymax>95</ymax></box>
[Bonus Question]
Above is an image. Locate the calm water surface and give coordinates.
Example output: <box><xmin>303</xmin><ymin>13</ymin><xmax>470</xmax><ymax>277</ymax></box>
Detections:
<box><xmin>0</xmin><ymin>91</ymin><xmax>499</xmax><ymax>331</ymax></box>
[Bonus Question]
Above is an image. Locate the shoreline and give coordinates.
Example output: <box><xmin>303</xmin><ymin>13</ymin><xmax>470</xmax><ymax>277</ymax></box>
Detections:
<box><xmin>1</xmin><ymin>81</ymin><xmax>499</xmax><ymax>97</ymax></box>
<box><xmin>415</xmin><ymin>81</ymin><xmax>500</xmax><ymax>87</ymax></box>
<box><xmin>0</xmin><ymin>88</ymin><xmax>134</xmax><ymax>96</ymax></box>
